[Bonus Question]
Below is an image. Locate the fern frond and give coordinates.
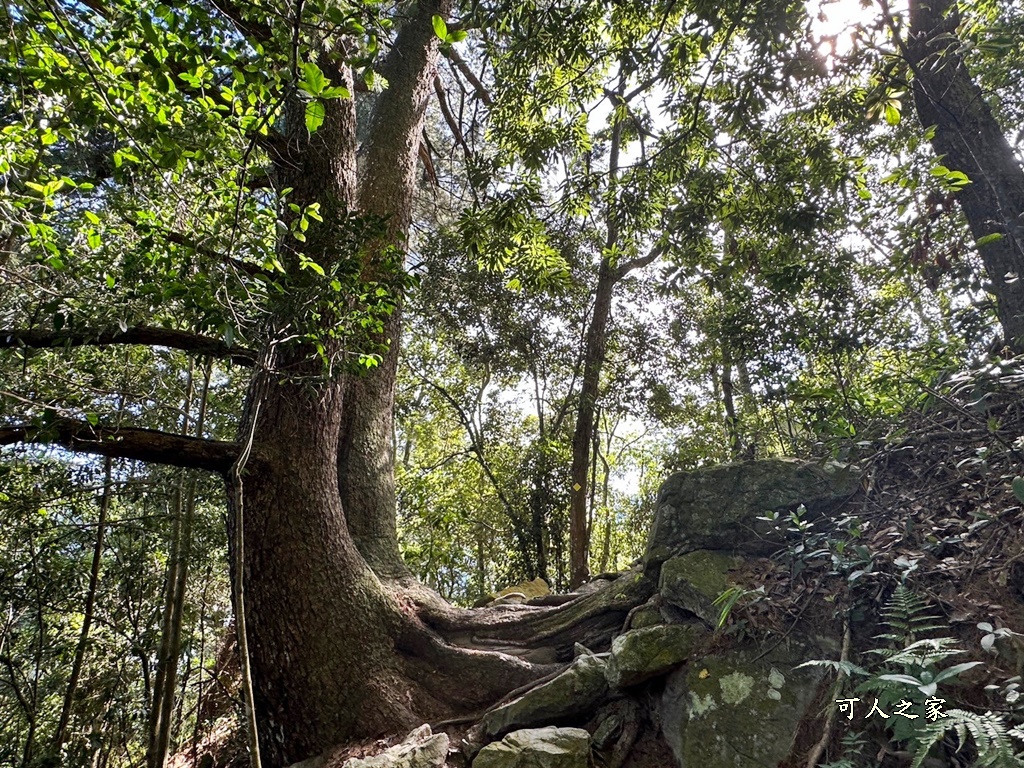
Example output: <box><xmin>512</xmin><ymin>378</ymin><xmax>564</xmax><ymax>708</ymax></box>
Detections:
<box><xmin>911</xmin><ymin>709</ymin><xmax>1024</xmax><ymax>768</ymax></box>
<box><xmin>887</xmin><ymin>637</ymin><xmax>965</xmax><ymax>668</ymax></box>
<box><xmin>878</xmin><ymin>586</ymin><xmax>944</xmax><ymax>644</ymax></box>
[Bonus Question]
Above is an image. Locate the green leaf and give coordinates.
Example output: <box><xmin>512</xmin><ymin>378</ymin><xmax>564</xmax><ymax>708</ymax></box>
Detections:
<box><xmin>431</xmin><ymin>14</ymin><xmax>447</xmax><ymax>40</ymax></box>
<box><xmin>321</xmin><ymin>85</ymin><xmax>351</xmax><ymax>100</ymax></box>
<box><xmin>933</xmin><ymin>661</ymin><xmax>982</xmax><ymax>683</ymax></box>
<box><xmin>305</xmin><ymin>100</ymin><xmax>325</xmax><ymax>133</ymax></box>
<box><xmin>976</xmin><ymin>233</ymin><xmax>1004</xmax><ymax>247</ymax></box>
<box><xmin>1012</xmin><ymin>476</ymin><xmax>1024</xmax><ymax>504</ymax></box>
<box><xmin>884</xmin><ymin>103</ymin><xmax>900</xmax><ymax>126</ymax></box>
<box><xmin>299</xmin><ymin>62</ymin><xmax>326</xmax><ymax>95</ymax></box>
<box><xmin>85</xmin><ymin>412</ymin><xmax>99</xmax><ymax>426</ymax></box>
<box><xmin>449</xmin><ymin>29</ymin><xmax>468</xmax><ymax>42</ymax></box>
<box><xmin>878</xmin><ymin>673</ymin><xmax>924</xmax><ymax>687</ymax></box>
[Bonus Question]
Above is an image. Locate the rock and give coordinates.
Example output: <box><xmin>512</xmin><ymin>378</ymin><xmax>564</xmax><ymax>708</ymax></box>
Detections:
<box><xmin>499</xmin><ymin>578</ymin><xmax>550</xmax><ymax>600</ymax></box>
<box><xmin>606</xmin><ymin>624</ymin><xmax>705</xmax><ymax>689</ymax></box>
<box><xmin>479</xmin><ymin>654</ymin><xmax>608</xmax><ymax>740</ymax></box>
<box><xmin>475</xmin><ymin>578</ymin><xmax>551</xmax><ymax>607</ymax></box>
<box><xmin>592</xmin><ymin>715</ymin><xmax>622</xmax><ymax>749</ymax></box>
<box><xmin>659</xmin><ymin>640</ymin><xmax>829</xmax><ymax>768</ymax></box>
<box><xmin>473</xmin><ymin>727</ymin><xmax>590</xmax><ymax>768</ymax></box>
<box><xmin>659</xmin><ymin>551</ymin><xmax>744</xmax><ymax>626</ymax></box>
<box><xmin>645</xmin><ymin>458</ymin><xmax>860</xmax><ymax>565</ymax></box>
<box><xmin>627</xmin><ymin>603</ymin><xmax>663</xmax><ymax>630</ymax></box>
<box><xmin>342</xmin><ymin>725</ymin><xmax>448</xmax><ymax>768</ymax></box>
<box><xmin>490</xmin><ymin>592</ymin><xmax>528</xmax><ymax>606</ymax></box>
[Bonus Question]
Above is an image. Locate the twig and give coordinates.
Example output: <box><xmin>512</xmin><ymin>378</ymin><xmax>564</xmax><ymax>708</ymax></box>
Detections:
<box><xmin>805</xmin><ymin>617</ymin><xmax>851</xmax><ymax>768</ymax></box>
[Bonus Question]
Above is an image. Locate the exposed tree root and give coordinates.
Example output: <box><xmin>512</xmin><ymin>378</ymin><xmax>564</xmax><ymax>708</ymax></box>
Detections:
<box><xmin>174</xmin><ymin>570</ymin><xmax>656</xmax><ymax>768</ymax></box>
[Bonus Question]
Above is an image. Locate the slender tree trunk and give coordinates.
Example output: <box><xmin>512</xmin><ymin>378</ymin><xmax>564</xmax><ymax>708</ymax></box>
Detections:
<box><xmin>569</xmin><ymin>260</ymin><xmax>616</xmax><ymax>589</ymax></box>
<box><xmin>907</xmin><ymin>0</ymin><xmax>1024</xmax><ymax>352</ymax></box>
<box><xmin>148</xmin><ymin>362</ymin><xmax>210</xmax><ymax>768</ymax></box>
<box><xmin>50</xmin><ymin>457</ymin><xmax>114</xmax><ymax>760</ymax></box>
<box><xmin>736</xmin><ymin>358</ymin><xmax>757</xmax><ymax>458</ymax></box>
<box><xmin>569</xmin><ymin>84</ymin><xmax>626</xmax><ymax>589</ymax></box>
<box><xmin>721</xmin><ymin>343</ymin><xmax>741</xmax><ymax>459</ymax></box>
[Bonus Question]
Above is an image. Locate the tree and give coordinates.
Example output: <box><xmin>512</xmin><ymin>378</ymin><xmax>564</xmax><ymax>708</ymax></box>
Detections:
<box><xmin>0</xmin><ymin>0</ymin><xmax>561</xmax><ymax>763</ymax></box>
<box><xmin>890</xmin><ymin>0</ymin><xmax>1024</xmax><ymax>351</ymax></box>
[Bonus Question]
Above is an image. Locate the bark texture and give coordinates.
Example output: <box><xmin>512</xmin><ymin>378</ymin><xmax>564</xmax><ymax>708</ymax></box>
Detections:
<box><xmin>907</xmin><ymin>0</ymin><xmax>1024</xmax><ymax>351</ymax></box>
<box><xmin>569</xmin><ymin>259</ymin><xmax>616</xmax><ymax>589</ymax></box>
<box><xmin>338</xmin><ymin>0</ymin><xmax>452</xmax><ymax>577</ymax></box>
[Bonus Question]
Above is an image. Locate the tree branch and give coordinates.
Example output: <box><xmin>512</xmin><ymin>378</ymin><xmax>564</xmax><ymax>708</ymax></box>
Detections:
<box><xmin>156</xmin><ymin>228</ymin><xmax>271</xmax><ymax>278</ymax></box>
<box><xmin>434</xmin><ymin>75</ymin><xmax>470</xmax><ymax>154</ymax></box>
<box><xmin>0</xmin><ymin>420</ymin><xmax>240</xmax><ymax>473</ymax></box>
<box><xmin>441</xmin><ymin>47</ymin><xmax>492</xmax><ymax>106</ymax></box>
<box><xmin>614</xmin><ymin>243</ymin><xmax>664</xmax><ymax>279</ymax></box>
<box><xmin>0</xmin><ymin>327</ymin><xmax>255</xmax><ymax>365</ymax></box>
<box><xmin>207</xmin><ymin>0</ymin><xmax>273</xmax><ymax>43</ymax></box>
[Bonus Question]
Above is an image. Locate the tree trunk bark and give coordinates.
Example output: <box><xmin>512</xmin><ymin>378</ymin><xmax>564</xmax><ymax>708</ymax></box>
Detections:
<box><xmin>223</xmin><ymin>4</ymin><xmax>551</xmax><ymax>762</ymax></box>
<box><xmin>569</xmin><ymin>260</ymin><xmax>616</xmax><ymax>589</ymax></box>
<box><xmin>721</xmin><ymin>343</ymin><xmax>741</xmax><ymax>459</ymax></box>
<box><xmin>337</xmin><ymin>0</ymin><xmax>453</xmax><ymax>578</ymax></box>
<box><xmin>338</xmin><ymin>315</ymin><xmax>408</xmax><ymax>578</ymax></box>
<box><xmin>231</xmin><ymin>363</ymin><xmax>418</xmax><ymax>766</ymax></box>
<box><xmin>907</xmin><ymin>0</ymin><xmax>1024</xmax><ymax>352</ymax></box>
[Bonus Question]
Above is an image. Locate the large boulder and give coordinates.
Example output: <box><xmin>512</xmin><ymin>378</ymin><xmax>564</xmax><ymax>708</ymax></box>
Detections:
<box><xmin>479</xmin><ymin>654</ymin><xmax>608</xmax><ymax>741</ymax></box>
<box><xmin>341</xmin><ymin>725</ymin><xmax>448</xmax><ymax>768</ymax></box>
<box><xmin>659</xmin><ymin>639</ymin><xmax>830</xmax><ymax>768</ymax></box>
<box><xmin>645</xmin><ymin>458</ymin><xmax>860</xmax><ymax>565</ymax></box>
<box><xmin>472</xmin><ymin>727</ymin><xmax>591</xmax><ymax>768</ymax></box>
<box><xmin>606</xmin><ymin>624</ymin><xmax>705</xmax><ymax>689</ymax></box>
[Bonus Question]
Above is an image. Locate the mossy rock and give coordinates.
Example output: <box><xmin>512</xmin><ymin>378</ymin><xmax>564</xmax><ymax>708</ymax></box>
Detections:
<box><xmin>473</xmin><ymin>727</ymin><xmax>591</xmax><ymax>768</ymax></box>
<box><xmin>606</xmin><ymin>624</ymin><xmax>705</xmax><ymax>689</ymax></box>
<box><xmin>659</xmin><ymin>639</ymin><xmax>829</xmax><ymax>768</ymax></box>
<box><xmin>479</xmin><ymin>654</ymin><xmax>608</xmax><ymax>741</ymax></box>
<box><xmin>659</xmin><ymin>551</ymin><xmax>743</xmax><ymax>626</ymax></box>
<box><xmin>646</xmin><ymin>458</ymin><xmax>860</xmax><ymax>566</ymax></box>
<box><xmin>628</xmin><ymin>604</ymin><xmax>664</xmax><ymax>630</ymax></box>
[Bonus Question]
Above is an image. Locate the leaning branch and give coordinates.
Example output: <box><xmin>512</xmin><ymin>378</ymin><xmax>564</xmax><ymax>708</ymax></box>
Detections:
<box><xmin>441</xmin><ymin>47</ymin><xmax>492</xmax><ymax>106</ymax></box>
<box><xmin>614</xmin><ymin>243</ymin><xmax>664</xmax><ymax>278</ymax></box>
<box><xmin>0</xmin><ymin>420</ymin><xmax>240</xmax><ymax>473</ymax></box>
<box><xmin>0</xmin><ymin>327</ymin><xmax>256</xmax><ymax>366</ymax></box>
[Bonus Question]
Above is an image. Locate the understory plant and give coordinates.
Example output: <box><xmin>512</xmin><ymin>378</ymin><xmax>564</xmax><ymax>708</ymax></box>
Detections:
<box><xmin>806</xmin><ymin>586</ymin><xmax>1024</xmax><ymax>766</ymax></box>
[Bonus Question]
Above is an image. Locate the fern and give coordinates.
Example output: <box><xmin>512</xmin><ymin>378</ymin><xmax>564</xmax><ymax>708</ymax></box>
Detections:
<box><xmin>874</xmin><ymin>585</ymin><xmax>945</xmax><ymax>651</ymax></box>
<box><xmin>910</xmin><ymin>709</ymin><xmax>1024</xmax><ymax>768</ymax></box>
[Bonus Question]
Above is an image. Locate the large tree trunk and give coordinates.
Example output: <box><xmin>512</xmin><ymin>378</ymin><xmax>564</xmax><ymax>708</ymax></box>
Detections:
<box><xmin>233</xmin><ymin>364</ymin><xmax>419</xmax><ymax>765</ymax></box>
<box><xmin>337</xmin><ymin>0</ymin><xmax>452</xmax><ymax>579</ymax></box>
<box><xmin>907</xmin><ymin>0</ymin><xmax>1024</xmax><ymax>352</ymax></box>
<box><xmin>224</xmin><ymin>3</ymin><xmax>550</xmax><ymax>762</ymax></box>
<box><xmin>338</xmin><ymin>316</ymin><xmax>407</xmax><ymax>578</ymax></box>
